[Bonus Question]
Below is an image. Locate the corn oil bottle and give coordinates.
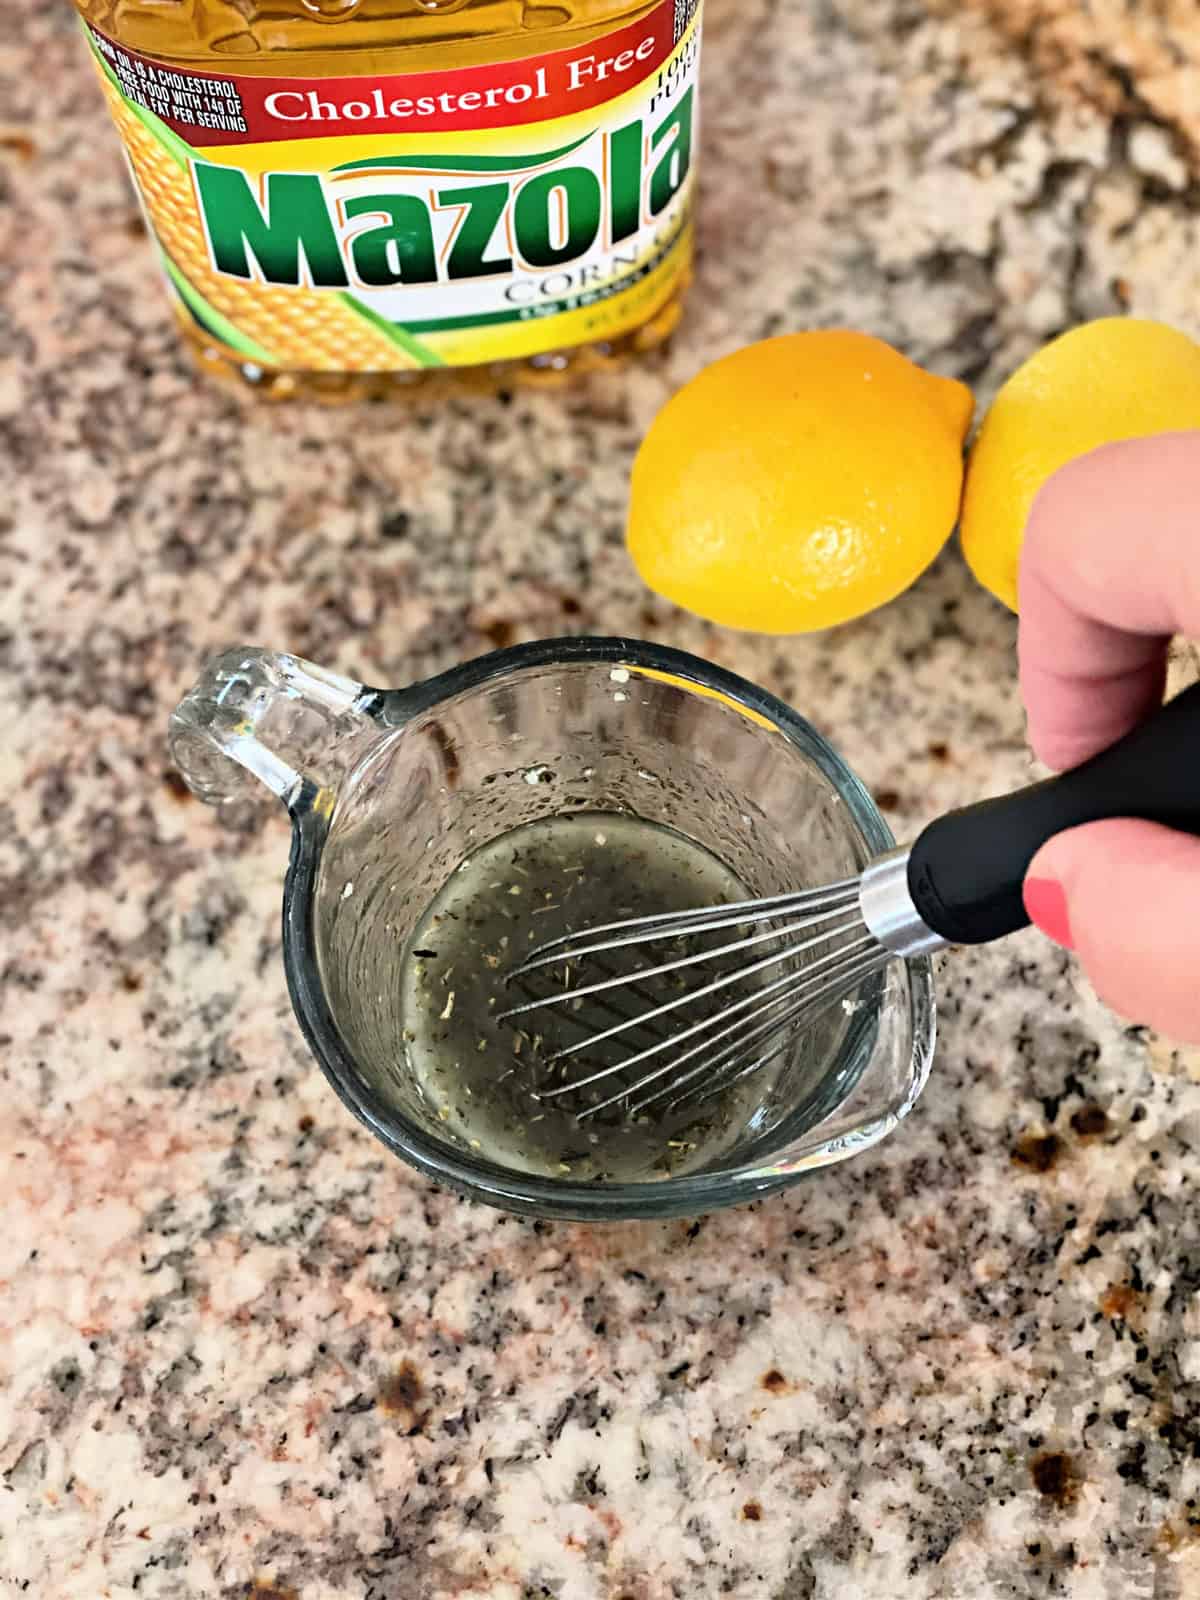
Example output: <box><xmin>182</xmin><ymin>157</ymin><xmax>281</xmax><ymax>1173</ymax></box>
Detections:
<box><xmin>72</xmin><ymin>0</ymin><xmax>703</xmax><ymax>398</ymax></box>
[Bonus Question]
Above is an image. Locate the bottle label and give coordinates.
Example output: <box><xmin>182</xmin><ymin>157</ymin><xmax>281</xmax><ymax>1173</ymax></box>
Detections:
<box><xmin>84</xmin><ymin>2</ymin><xmax>701</xmax><ymax>372</ymax></box>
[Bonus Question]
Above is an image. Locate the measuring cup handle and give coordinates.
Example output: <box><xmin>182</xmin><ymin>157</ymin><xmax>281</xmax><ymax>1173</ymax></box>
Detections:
<box><xmin>167</xmin><ymin>647</ymin><xmax>379</xmax><ymax>811</ymax></box>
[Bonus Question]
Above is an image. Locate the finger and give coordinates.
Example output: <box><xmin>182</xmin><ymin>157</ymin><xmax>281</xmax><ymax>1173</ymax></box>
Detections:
<box><xmin>1024</xmin><ymin>817</ymin><xmax>1200</xmax><ymax>1044</ymax></box>
<box><xmin>1017</xmin><ymin>432</ymin><xmax>1200</xmax><ymax>771</ymax></box>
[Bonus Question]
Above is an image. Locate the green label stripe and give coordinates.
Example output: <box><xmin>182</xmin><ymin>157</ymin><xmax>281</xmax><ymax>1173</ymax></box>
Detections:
<box><xmin>404</xmin><ymin>215</ymin><xmax>689</xmax><ymax>333</ymax></box>
<box><xmin>158</xmin><ymin>250</ymin><xmax>278</xmax><ymax>365</ymax></box>
<box><xmin>331</xmin><ymin>136</ymin><xmax>590</xmax><ymax>177</ymax></box>
<box><xmin>339</xmin><ymin>294</ymin><xmax>445</xmax><ymax>366</ymax></box>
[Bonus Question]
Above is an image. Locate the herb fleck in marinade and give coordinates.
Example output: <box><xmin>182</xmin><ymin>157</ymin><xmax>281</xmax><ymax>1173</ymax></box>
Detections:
<box><xmin>398</xmin><ymin>813</ymin><xmax>778</xmax><ymax>1182</ymax></box>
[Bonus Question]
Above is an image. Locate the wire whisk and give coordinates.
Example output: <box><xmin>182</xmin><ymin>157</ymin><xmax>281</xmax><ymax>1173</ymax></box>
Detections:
<box><xmin>500</xmin><ymin>882</ymin><xmax>887</xmax><ymax>1119</ymax></box>
<box><xmin>499</xmin><ymin>680</ymin><xmax>1200</xmax><ymax>1119</ymax></box>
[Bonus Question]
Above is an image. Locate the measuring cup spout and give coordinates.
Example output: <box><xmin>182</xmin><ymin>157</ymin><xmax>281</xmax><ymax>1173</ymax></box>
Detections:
<box><xmin>167</xmin><ymin>647</ymin><xmax>378</xmax><ymax>812</ymax></box>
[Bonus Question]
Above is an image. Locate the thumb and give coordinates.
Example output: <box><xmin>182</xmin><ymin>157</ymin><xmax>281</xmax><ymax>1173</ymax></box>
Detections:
<box><xmin>1024</xmin><ymin>818</ymin><xmax>1200</xmax><ymax>1044</ymax></box>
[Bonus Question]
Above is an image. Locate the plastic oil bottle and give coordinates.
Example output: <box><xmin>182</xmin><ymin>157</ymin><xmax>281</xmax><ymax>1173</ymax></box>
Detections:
<box><xmin>71</xmin><ymin>0</ymin><xmax>703</xmax><ymax>399</ymax></box>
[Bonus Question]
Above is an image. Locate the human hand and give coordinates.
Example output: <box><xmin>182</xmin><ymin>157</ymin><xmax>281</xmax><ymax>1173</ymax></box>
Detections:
<box><xmin>1018</xmin><ymin>431</ymin><xmax>1200</xmax><ymax>1043</ymax></box>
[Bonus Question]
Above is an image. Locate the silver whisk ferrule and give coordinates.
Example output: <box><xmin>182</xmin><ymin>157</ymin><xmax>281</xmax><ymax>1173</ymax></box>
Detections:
<box><xmin>859</xmin><ymin>846</ymin><xmax>946</xmax><ymax>958</ymax></box>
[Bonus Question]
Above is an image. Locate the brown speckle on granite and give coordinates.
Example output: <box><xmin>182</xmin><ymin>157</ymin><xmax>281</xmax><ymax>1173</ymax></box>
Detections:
<box><xmin>1011</xmin><ymin>1131</ymin><xmax>1062</xmax><ymax>1173</ymax></box>
<box><xmin>378</xmin><ymin>1362</ymin><xmax>429</xmax><ymax>1432</ymax></box>
<box><xmin>1030</xmin><ymin>1452</ymin><xmax>1081</xmax><ymax>1509</ymax></box>
<box><xmin>1100</xmin><ymin>1283</ymin><xmax>1142</xmax><ymax>1326</ymax></box>
<box><xmin>6</xmin><ymin>1</ymin><xmax>1200</xmax><ymax>1597</ymax></box>
<box><xmin>1070</xmin><ymin>1102</ymin><xmax>1111</xmax><ymax>1138</ymax></box>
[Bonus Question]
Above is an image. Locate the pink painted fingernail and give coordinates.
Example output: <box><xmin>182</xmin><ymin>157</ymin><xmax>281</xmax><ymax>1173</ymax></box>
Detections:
<box><xmin>1024</xmin><ymin>878</ymin><xmax>1074</xmax><ymax>949</ymax></box>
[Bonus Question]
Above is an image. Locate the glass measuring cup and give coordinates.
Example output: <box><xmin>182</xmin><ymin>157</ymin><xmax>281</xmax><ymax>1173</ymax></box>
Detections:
<box><xmin>169</xmin><ymin>639</ymin><xmax>935</xmax><ymax>1220</ymax></box>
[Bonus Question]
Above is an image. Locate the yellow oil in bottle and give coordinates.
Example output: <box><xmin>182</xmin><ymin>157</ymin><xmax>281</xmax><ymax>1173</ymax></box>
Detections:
<box><xmin>72</xmin><ymin>0</ymin><xmax>702</xmax><ymax>399</ymax></box>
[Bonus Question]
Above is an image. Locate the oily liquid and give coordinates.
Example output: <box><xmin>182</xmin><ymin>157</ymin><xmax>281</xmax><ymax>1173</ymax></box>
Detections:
<box><xmin>398</xmin><ymin>814</ymin><xmax>777</xmax><ymax>1182</ymax></box>
<box><xmin>74</xmin><ymin>0</ymin><xmax>689</xmax><ymax>401</ymax></box>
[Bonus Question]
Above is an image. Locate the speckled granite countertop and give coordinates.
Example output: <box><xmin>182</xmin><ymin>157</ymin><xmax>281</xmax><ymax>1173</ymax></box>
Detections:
<box><xmin>5</xmin><ymin>1</ymin><xmax>1200</xmax><ymax>1596</ymax></box>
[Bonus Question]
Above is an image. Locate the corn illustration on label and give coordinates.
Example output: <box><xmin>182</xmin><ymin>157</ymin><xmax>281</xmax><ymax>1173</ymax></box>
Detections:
<box><xmin>85</xmin><ymin>2</ymin><xmax>702</xmax><ymax>372</ymax></box>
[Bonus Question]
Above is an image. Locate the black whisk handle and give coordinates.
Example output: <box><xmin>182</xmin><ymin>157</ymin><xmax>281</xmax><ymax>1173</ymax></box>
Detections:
<box><xmin>905</xmin><ymin>678</ymin><xmax>1200</xmax><ymax>946</ymax></box>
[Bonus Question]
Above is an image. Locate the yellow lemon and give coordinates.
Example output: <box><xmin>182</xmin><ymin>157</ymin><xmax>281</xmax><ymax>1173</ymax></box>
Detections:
<box><xmin>626</xmin><ymin>330</ymin><xmax>973</xmax><ymax>634</ymax></box>
<box><xmin>961</xmin><ymin>317</ymin><xmax>1200</xmax><ymax>611</ymax></box>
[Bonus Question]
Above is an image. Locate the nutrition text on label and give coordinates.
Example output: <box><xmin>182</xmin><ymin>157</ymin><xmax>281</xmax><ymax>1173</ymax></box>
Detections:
<box><xmin>90</xmin><ymin>31</ymin><xmax>248</xmax><ymax>133</ymax></box>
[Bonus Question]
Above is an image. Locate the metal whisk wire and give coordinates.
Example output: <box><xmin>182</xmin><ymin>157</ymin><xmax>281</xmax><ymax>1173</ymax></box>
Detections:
<box><xmin>591</xmin><ymin>937</ymin><xmax>885</xmax><ymax>1120</ymax></box>
<box><xmin>498</xmin><ymin>877</ymin><xmax>893</xmax><ymax>1119</ymax></box>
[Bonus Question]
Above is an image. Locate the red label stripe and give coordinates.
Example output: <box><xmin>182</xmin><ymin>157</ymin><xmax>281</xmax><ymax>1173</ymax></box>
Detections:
<box><xmin>89</xmin><ymin>0</ymin><xmax>687</xmax><ymax>149</ymax></box>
